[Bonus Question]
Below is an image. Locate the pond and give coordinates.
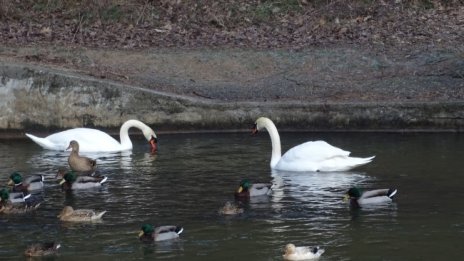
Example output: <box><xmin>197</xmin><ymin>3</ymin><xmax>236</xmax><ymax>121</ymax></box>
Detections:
<box><xmin>0</xmin><ymin>131</ymin><xmax>463</xmax><ymax>260</ymax></box>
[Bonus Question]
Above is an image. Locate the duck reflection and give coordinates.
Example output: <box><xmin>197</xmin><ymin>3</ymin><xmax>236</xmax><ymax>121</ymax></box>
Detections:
<box><xmin>141</xmin><ymin>239</ymin><xmax>184</xmax><ymax>255</ymax></box>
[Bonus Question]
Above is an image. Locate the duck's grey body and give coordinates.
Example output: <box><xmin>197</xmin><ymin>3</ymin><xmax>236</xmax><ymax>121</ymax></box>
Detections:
<box><xmin>346</xmin><ymin>187</ymin><xmax>397</xmax><ymax>208</ymax></box>
<box><xmin>8</xmin><ymin>192</ymin><xmax>31</xmax><ymax>204</ymax></box>
<box><xmin>71</xmin><ymin>176</ymin><xmax>108</xmax><ymax>190</ymax></box>
<box><xmin>24</xmin><ymin>175</ymin><xmax>45</xmax><ymax>191</ymax></box>
<box><xmin>357</xmin><ymin>189</ymin><xmax>396</xmax><ymax>205</ymax></box>
<box><xmin>59</xmin><ymin>172</ymin><xmax>108</xmax><ymax>190</ymax></box>
<box><xmin>139</xmin><ymin>224</ymin><xmax>184</xmax><ymax>242</ymax></box>
<box><xmin>154</xmin><ymin>226</ymin><xmax>183</xmax><ymax>241</ymax></box>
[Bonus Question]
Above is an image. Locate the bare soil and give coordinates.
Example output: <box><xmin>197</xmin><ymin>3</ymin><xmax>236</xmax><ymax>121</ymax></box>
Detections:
<box><xmin>1</xmin><ymin>1</ymin><xmax>463</xmax><ymax>103</ymax></box>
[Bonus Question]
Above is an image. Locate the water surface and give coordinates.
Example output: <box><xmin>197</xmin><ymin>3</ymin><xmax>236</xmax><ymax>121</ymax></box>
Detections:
<box><xmin>0</xmin><ymin>132</ymin><xmax>463</xmax><ymax>260</ymax></box>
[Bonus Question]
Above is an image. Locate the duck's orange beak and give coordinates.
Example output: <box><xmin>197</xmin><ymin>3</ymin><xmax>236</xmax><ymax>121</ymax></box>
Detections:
<box><xmin>149</xmin><ymin>137</ymin><xmax>158</xmax><ymax>153</ymax></box>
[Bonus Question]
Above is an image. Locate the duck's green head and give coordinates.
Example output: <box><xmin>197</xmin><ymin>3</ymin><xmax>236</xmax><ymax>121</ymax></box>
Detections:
<box><xmin>139</xmin><ymin>224</ymin><xmax>154</xmax><ymax>237</ymax></box>
<box><xmin>237</xmin><ymin>179</ymin><xmax>251</xmax><ymax>193</ymax></box>
<box><xmin>347</xmin><ymin>187</ymin><xmax>362</xmax><ymax>198</ymax></box>
<box><xmin>59</xmin><ymin>171</ymin><xmax>77</xmax><ymax>185</ymax></box>
<box><xmin>0</xmin><ymin>188</ymin><xmax>9</xmax><ymax>202</ymax></box>
<box><xmin>8</xmin><ymin>172</ymin><xmax>22</xmax><ymax>185</ymax></box>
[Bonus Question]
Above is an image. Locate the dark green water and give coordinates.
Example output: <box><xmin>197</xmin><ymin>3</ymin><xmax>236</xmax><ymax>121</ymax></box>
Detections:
<box><xmin>0</xmin><ymin>132</ymin><xmax>463</xmax><ymax>260</ymax></box>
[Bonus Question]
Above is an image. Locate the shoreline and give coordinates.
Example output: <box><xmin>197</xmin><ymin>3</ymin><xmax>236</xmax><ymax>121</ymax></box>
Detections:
<box><xmin>1</xmin><ymin>47</ymin><xmax>463</xmax><ymax>134</ymax></box>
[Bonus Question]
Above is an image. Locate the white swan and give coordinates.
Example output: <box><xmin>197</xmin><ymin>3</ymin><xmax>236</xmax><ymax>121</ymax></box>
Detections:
<box><xmin>26</xmin><ymin>119</ymin><xmax>157</xmax><ymax>152</ymax></box>
<box><xmin>252</xmin><ymin>117</ymin><xmax>374</xmax><ymax>172</ymax></box>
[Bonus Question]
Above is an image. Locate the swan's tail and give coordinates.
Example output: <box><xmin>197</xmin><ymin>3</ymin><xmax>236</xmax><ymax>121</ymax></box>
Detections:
<box><xmin>346</xmin><ymin>155</ymin><xmax>375</xmax><ymax>170</ymax></box>
<box><xmin>321</xmin><ymin>155</ymin><xmax>375</xmax><ymax>171</ymax></box>
<box><xmin>25</xmin><ymin>134</ymin><xmax>56</xmax><ymax>150</ymax></box>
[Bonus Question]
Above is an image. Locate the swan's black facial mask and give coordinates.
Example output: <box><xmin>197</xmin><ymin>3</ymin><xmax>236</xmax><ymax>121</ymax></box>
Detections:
<box><xmin>251</xmin><ymin>123</ymin><xmax>259</xmax><ymax>135</ymax></box>
<box><xmin>149</xmin><ymin>137</ymin><xmax>158</xmax><ymax>153</ymax></box>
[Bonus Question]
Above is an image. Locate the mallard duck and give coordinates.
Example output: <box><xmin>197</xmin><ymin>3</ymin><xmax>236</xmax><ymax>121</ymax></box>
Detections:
<box><xmin>252</xmin><ymin>117</ymin><xmax>374</xmax><ymax>171</ymax></box>
<box><xmin>138</xmin><ymin>224</ymin><xmax>184</xmax><ymax>242</ymax></box>
<box><xmin>24</xmin><ymin>242</ymin><xmax>61</xmax><ymax>257</ymax></box>
<box><xmin>283</xmin><ymin>244</ymin><xmax>325</xmax><ymax>260</ymax></box>
<box><xmin>0</xmin><ymin>189</ymin><xmax>40</xmax><ymax>214</ymax></box>
<box><xmin>218</xmin><ymin>201</ymin><xmax>244</xmax><ymax>215</ymax></box>
<box><xmin>344</xmin><ymin>187</ymin><xmax>398</xmax><ymax>208</ymax></box>
<box><xmin>235</xmin><ymin>179</ymin><xmax>272</xmax><ymax>199</ymax></box>
<box><xmin>0</xmin><ymin>188</ymin><xmax>31</xmax><ymax>204</ymax></box>
<box><xmin>67</xmin><ymin>140</ymin><xmax>97</xmax><ymax>175</ymax></box>
<box><xmin>8</xmin><ymin>172</ymin><xmax>44</xmax><ymax>192</ymax></box>
<box><xmin>57</xmin><ymin>206</ymin><xmax>107</xmax><ymax>222</ymax></box>
<box><xmin>55</xmin><ymin>167</ymin><xmax>88</xmax><ymax>179</ymax></box>
<box><xmin>58</xmin><ymin>171</ymin><xmax>107</xmax><ymax>190</ymax></box>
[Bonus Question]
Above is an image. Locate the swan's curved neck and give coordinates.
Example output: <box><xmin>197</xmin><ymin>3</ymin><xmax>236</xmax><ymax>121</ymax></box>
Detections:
<box><xmin>119</xmin><ymin>120</ymin><xmax>149</xmax><ymax>150</ymax></box>
<box><xmin>261</xmin><ymin>119</ymin><xmax>281</xmax><ymax>168</ymax></box>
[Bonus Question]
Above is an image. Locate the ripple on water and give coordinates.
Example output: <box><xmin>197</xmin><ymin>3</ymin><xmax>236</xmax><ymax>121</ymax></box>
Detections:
<box><xmin>1</xmin><ymin>133</ymin><xmax>464</xmax><ymax>260</ymax></box>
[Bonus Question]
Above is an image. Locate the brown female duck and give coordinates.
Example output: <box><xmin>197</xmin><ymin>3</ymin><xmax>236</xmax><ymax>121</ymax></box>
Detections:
<box><xmin>58</xmin><ymin>206</ymin><xmax>107</xmax><ymax>222</ymax></box>
<box><xmin>24</xmin><ymin>242</ymin><xmax>61</xmax><ymax>257</ymax></box>
<box><xmin>67</xmin><ymin>140</ymin><xmax>97</xmax><ymax>175</ymax></box>
<box><xmin>218</xmin><ymin>201</ymin><xmax>244</xmax><ymax>215</ymax></box>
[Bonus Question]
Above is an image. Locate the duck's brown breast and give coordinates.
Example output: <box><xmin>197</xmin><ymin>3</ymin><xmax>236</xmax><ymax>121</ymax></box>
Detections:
<box><xmin>68</xmin><ymin>152</ymin><xmax>96</xmax><ymax>172</ymax></box>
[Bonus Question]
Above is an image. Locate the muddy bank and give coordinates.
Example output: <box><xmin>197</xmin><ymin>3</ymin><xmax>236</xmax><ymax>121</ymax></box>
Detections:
<box><xmin>1</xmin><ymin>61</ymin><xmax>463</xmax><ymax>137</ymax></box>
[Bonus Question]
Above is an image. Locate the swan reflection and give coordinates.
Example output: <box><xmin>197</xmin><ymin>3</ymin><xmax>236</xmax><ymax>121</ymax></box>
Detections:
<box><xmin>271</xmin><ymin>169</ymin><xmax>371</xmax><ymax>196</ymax></box>
<box><xmin>25</xmin><ymin>149</ymin><xmax>156</xmax><ymax>176</ymax></box>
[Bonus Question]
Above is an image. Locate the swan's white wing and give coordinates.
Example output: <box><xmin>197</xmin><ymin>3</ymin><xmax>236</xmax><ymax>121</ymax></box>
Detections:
<box><xmin>309</xmin><ymin>155</ymin><xmax>375</xmax><ymax>172</ymax></box>
<box><xmin>277</xmin><ymin>141</ymin><xmax>350</xmax><ymax>171</ymax></box>
<box><xmin>282</xmin><ymin>140</ymin><xmax>351</xmax><ymax>162</ymax></box>
<box><xmin>276</xmin><ymin>140</ymin><xmax>373</xmax><ymax>172</ymax></box>
<box><xmin>28</xmin><ymin>128</ymin><xmax>122</xmax><ymax>152</ymax></box>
